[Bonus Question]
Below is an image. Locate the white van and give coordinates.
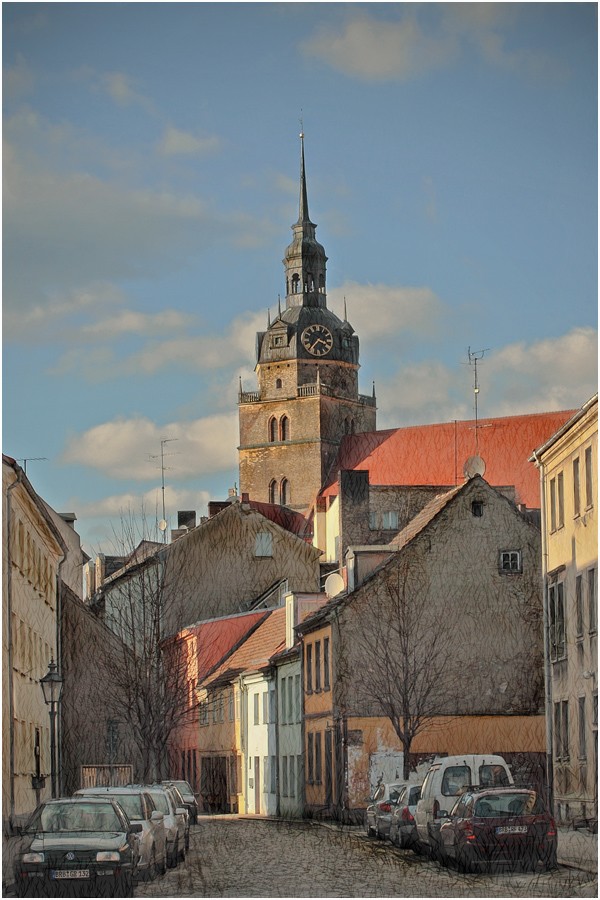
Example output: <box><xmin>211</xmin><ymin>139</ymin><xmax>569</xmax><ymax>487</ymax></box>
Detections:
<box><xmin>414</xmin><ymin>755</ymin><xmax>513</xmax><ymax>856</ymax></box>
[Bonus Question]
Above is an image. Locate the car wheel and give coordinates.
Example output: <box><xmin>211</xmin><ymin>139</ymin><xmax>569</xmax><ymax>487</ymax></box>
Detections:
<box><xmin>541</xmin><ymin>848</ymin><xmax>557</xmax><ymax>871</ymax></box>
<box><xmin>168</xmin><ymin>839</ymin><xmax>178</xmax><ymax>868</ymax></box>
<box><xmin>457</xmin><ymin>847</ymin><xmax>476</xmax><ymax>874</ymax></box>
<box><xmin>159</xmin><ymin>848</ymin><xmax>167</xmax><ymax>876</ymax></box>
<box><xmin>179</xmin><ymin>838</ymin><xmax>186</xmax><ymax>862</ymax></box>
<box><xmin>147</xmin><ymin>847</ymin><xmax>157</xmax><ymax>881</ymax></box>
<box><xmin>365</xmin><ymin>819</ymin><xmax>373</xmax><ymax>837</ymax></box>
<box><xmin>115</xmin><ymin>874</ymin><xmax>133</xmax><ymax>897</ymax></box>
<box><xmin>185</xmin><ymin>829</ymin><xmax>190</xmax><ymax>851</ymax></box>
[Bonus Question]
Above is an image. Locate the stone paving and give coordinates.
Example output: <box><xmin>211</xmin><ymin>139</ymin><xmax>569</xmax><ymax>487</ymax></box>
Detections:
<box><xmin>135</xmin><ymin>816</ymin><xmax>598</xmax><ymax>898</ymax></box>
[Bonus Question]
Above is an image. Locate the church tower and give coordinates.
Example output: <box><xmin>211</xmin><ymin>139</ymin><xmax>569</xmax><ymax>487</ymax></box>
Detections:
<box><xmin>238</xmin><ymin>135</ymin><xmax>376</xmax><ymax>512</ymax></box>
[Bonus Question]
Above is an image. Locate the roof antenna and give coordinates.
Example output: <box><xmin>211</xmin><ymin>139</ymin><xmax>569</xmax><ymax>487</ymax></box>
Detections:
<box><xmin>343</xmin><ymin>297</ymin><xmax>347</xmax><ymax>322</ymax></box>
<box><xmin>267</xmin><ymin>308</ymin><xmax>271</xmax><ymax>327</ymax></box>
<box><xmin>468</xmin><ymin>347</ymin><xmax>489</xmax><ymax>456</ymax></box>
<box><xmin>278</xmin><ymin>294</ymin><xmax>282</xmax><ymax>317</ymax></box>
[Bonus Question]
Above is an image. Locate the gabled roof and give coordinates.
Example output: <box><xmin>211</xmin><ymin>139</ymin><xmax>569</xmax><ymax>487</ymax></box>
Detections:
<box><xmin>320</xmin><ymin>410</ymin><xmax>576</xmax><ymax>508</ymax></box>
<box><xmin>201</xmin><ymin>606</ymin><xmax>287</xmax><ymax>690</ymax></box>
<box><xmin>182</xmin><ymin>611</ymin><xmax>270</xmax><ymax>681</ymax></box>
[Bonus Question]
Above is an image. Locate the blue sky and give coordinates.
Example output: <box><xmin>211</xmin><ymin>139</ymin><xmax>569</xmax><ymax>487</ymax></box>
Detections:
<box><xmin>3</xmin><ymin>2</ymin><xmax>597</xmax><ymax>556</ymax></box>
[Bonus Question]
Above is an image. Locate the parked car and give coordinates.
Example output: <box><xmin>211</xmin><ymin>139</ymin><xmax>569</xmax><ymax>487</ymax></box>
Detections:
<box><xmin>76</xmin><ymin>785</ymin><xmax>167</xmax><ymax>881</ymax></box>
<box><xmin>438</xmin><ymin>786</ymin><xmax>558</xmax><ymax>872</ymax></box>
<box><xmin>12</xmin><ymin>796</ymin><xmax>140</xmax><ymax>897</ymax></box>
<box><xmin>138</xmin><ymin>784</ymin><xmax>186</xmax><ymax>868</ymax></box>
<box><xmin>161</xmin><ymin>783</ymin><xmax>190</xmax><ymax>851</ymax></box>
<box><xmin>163</xmin><ymin>779</ymin><xmax>198</xmax><ymax>824</ymax></box>
<box><xmin>415</xmin><ymin>754</ymin><xmax>513</xmax><ymax>857</ymax></box>
<box><xmin>365</xmin><ymin>782</ymin><xmax>406</xmax><ymax>838</ymax></box>
<box><xmin>389</xmin><ymin>782</ymin><xmax>422</xmax><ymax>849</ymax></box>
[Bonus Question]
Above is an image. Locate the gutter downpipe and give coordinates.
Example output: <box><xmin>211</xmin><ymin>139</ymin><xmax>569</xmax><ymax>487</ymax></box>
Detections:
<box><xmin>533</xmin><ymin>449</ymin><xmax>554</xmax><ymax>814</ymax></box>
<box><xmin>6</xmin><ymin>467</ymin><xmax>24</xmax><ymax>827</ymax></box>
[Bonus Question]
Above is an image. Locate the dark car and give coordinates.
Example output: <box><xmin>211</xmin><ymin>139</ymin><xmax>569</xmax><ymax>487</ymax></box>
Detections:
<box><xmin>163</xmin><ymin>780</ymin><xmax>198</xmax><ymax>825</ymax></box>
<box><xmin>13</xmin><ymin>796</ymin><xmax>140</xmax><ymax>896</ymax></box>
<box><xmin>438</xmin><ymin>787</ymin><xmax>557</xmax><ymax>873</ymax></box>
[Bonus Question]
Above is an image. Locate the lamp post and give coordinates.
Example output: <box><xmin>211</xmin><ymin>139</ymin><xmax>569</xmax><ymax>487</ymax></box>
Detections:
<box><xmin>41</xmin><ymin>659</ymin><xmax>63</xmax><ymax>799</ymax></box>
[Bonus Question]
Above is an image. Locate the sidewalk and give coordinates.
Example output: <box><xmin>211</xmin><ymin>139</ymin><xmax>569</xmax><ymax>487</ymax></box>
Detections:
<box><xmin>558</xmin><ymin>825</ymin><xmax>597</xmax><ymax>873</ymax></box>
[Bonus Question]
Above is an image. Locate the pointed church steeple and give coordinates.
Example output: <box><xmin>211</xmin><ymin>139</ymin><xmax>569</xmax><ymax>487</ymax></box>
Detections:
<box><xmin>283</xmin><ymin>131</ymin><xmax>328</xmax><ymax>311</ymax></box>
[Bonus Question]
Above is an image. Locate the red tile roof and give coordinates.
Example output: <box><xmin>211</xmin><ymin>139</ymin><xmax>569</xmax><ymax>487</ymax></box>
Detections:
<box><xmin>201</xmin><ymin>606</ymin><xmax>287</xmax><ymax>688</ymax></box>
<box><xmin>321</xmin><ymin>410</ymin><xmax>576</xmax><ymax>509</ymax></box>
<box><xmin>183</xmin><ymin>611</ymin><xmax>270</xmax><ymax>680</ymax></box>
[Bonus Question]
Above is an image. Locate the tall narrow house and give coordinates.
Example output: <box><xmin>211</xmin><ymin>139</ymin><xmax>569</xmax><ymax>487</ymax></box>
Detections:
<box><xmin>238</xmin><ymin>135</ymin><xmax>377</xmax><ymax>513</ymax></box>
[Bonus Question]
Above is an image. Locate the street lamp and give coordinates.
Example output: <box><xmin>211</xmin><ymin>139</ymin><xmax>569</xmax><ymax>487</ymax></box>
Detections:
<box><xmin>41</xmin><ymin>658</ymin><xmax>63</xmax><ymax>798</ymax></box>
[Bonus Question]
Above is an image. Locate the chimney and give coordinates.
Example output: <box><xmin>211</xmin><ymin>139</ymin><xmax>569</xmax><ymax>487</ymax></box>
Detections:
<box><xmin>285</xmin><ymin>592</ymin><xmax>297</xmax><ymax>649</ymax></box>
<box><xmin>177</xmin><ymin>510</ymin><xmax>196</xmax><ymax>530</ymax></box>
<box><xmin>95</xmin><ymin>554</ymin><xmax>106</xmax><ymax>589</ymax></box>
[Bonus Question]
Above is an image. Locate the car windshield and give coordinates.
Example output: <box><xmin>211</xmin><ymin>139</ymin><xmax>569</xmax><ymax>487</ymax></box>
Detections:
<box><xmin>474</xmin><ymin>792</ymin><xmax>545</xmax><ymax>818</ymax></box>
<box><xmin>105</xmin><ymin>794</ymin><xmax>143</xmax><ymax>820</ymax></box>
<box><xmin>172</xmin><ymin>781</ymin><xmax>193</xmax><ymax>797</ymax></box>
<box><xmin>37</xmin><ymin>802</ymin><xmax>121</xmax><ymax>833</ymax></box>
<box><xmin>149</xmin><ymin>791</ymin><xmax>170</xmax><ymax>815</ymax></box>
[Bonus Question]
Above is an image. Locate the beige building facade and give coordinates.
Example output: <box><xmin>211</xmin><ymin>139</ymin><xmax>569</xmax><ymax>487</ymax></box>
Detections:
<box><xmin>532</xmin><ymin>394</ymin><xmax>598</xmax><ymax>824</ymax></box>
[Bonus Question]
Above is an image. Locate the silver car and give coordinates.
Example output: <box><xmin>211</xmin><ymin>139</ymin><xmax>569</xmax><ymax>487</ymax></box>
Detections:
<box><xmin>365</xmin><ymin>782</ymin><xmax>407</xmax><ymax>839</ymax></box>
<box><xmin>389</xmin><ymin>782</ymin><xmax>422</xmax><ymax>849</ymax></box>
<box><xmin>76</xmin><ymin>786</ymin><xmax>167</xmax><ymax>881</ymax></box>
<box><xmin>143</xmin><ymin>785</ymin><xmax>186</xmax><ymax>868</ymax></box>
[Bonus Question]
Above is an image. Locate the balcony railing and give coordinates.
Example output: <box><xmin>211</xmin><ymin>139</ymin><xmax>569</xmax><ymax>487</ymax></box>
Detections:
<box><xmin>239</xmin><ymin>383</ymin><xmax>376</xmax><ymax>407</ymax></box>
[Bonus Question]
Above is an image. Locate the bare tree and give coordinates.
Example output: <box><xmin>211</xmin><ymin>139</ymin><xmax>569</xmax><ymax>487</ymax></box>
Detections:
<box><xmin>336</xmin><ymin>555</ymin><xmax>462</xmax><ymax>781</ymax></box>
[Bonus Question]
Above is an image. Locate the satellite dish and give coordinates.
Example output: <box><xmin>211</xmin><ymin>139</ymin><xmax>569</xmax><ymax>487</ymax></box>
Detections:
<box><xmin>158</xmin><ymin>519</ymin><xmax>168</xmax><ymax>532</ymax></box>
<box><xmin>324</xmin><ymin>573</ymin><xmax>344</xmax><ymax>598</ymax></box>
<box><xmin>463</xmin><ymin>455</ymin><xmax>486</xmax><ymax>479</ymax></box>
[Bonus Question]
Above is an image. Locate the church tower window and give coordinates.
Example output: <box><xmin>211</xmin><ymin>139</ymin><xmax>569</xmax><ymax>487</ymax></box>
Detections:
<box><xmin>269</xmin><ymin>417</ymin><xmax>277</xmax><ymax>443</ymax></box>
<box><xmin>269</xmin><ymin>480</ymin><xmax>277</xmax><ymax>505</ymax></box>
<box><xmin>276</xmin><ymin>378</ymin><xmax>282</xmax><ymax>389</ymax></box>
<box><xmin>280</xmin><ymin>415</ymin><xmax>290</xmax><ymax>442</ymax></box>
<box><xmin>291</xmin><ymin>274</ymin><xmax>300</xmax><ymax>294</ymax></box>
<box><xmin>280</xmin><ymin>479</ymin><xmax>290</xmax><ymax>506</ymax></box>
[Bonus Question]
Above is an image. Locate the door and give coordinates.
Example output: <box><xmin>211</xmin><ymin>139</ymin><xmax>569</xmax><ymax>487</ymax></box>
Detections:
<box><xmin>254</xmin><ymin>757</ymin><xmax>261</xmax><ymax>814</ymax></box>
<box><xmin>325</xmin><ymin>730</ymin><xmax>333</xmax><ymax>806</ymax></box>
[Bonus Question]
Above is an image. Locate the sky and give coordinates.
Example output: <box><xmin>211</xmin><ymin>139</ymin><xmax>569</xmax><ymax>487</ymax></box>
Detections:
<box><xmin>3</xmin><ymin>1</ymin><xmax>598</xmax><ymax>557</ymax></box>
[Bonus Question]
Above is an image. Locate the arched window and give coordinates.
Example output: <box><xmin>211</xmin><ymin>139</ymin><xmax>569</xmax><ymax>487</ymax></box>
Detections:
<box><xmin>280</xmin><ymin>478</ymin><xmax>289</xmax><ymax>506</ymax></box>
<box><xmin>269</xmin><ymin>417</ymin><xmax>277</xmax><ymax>442</ymax></box>
<box><xmin>319</xmin><ymin>274</ymin><xmax>325</xmax><ymax>292</ymax></box>
<box><xmin>280</xmin><ymin>415</ymin><xmax>290</xmax><ymax>441</ymax></box>
<box><xmin>291</xmin><ymin>274</ymin><xmax>300</xmax><ymax>294</ymax></box>
<box><xmin>275</xmin><ymin>378</ymin><xmax>282</xmax><ymax>389</ymax></box>
<box><xmin>269</xmin><ymin>480</ymin><xmax>277</xmax><ymax>505</ymax></box>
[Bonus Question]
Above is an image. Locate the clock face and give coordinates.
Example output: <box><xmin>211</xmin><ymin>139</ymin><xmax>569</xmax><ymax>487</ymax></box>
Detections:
<box><xmin>301</xmin><ymin>324</ymin><xmax>333</xmax><ymax>357</ymax></box>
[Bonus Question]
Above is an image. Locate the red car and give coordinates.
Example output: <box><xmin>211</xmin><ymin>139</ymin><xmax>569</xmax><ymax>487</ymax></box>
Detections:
<box><xmin>438</xmin><ymin>787</ymin><xmax>557</xmax><ymax>873</ymax></box>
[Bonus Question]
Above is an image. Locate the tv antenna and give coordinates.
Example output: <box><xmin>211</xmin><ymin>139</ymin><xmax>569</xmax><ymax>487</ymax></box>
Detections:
<box><xmin>149</xmin><ymin>438</ymin><xmax>178</xmax><ymax>541</ymax></box>
<box><xmin>468</xmin><ymin>347</ymin><xmax>489</xmax><ymax>455</ymax></box>
<box><xmin>16</xmin><ymin>458</ymin><xmax>48</xmax><ymax>476</ymax></box>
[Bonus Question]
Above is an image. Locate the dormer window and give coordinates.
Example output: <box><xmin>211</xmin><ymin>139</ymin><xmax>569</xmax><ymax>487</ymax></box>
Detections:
<box><xmin>271</xmin><ymin>334</ymin><xmax>286</xmax><ymax>348</ymax></box>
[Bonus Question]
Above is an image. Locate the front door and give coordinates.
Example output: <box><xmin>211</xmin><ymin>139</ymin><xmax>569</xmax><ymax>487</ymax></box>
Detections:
<box><xmin>254</xmin><ymin>757</ymin><xmax>261</xmax><ymax>814</ymax></box>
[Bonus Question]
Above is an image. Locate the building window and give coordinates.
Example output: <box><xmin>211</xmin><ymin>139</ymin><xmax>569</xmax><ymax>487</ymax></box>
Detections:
<box><xmin>576</xmin><ymin>575</ymin><xmax>584</xmax><ymax>638</ymax></box>
<box><xmin>230</xmin><ymin>755</ymin><xmax>237</xmax><ymax>794</ymax></box>
<box><xmin>306</xmin><ymin>644</ymin><xmax>313</xmax><ymax>693</ymax></box>
<box><xmin>291</xmin><ymin>274</ymin><xmax>300</xmax><ymax>294</ymax></box>
<box><xmin>499</xmin><ymin>550</ymin><xmax>522</xmax><ymax>574</ymax></box>
<box><xmin>287</xmin><ymin>677</ymin><xmax>293</xmax><ymax>725</ymax></box>
<box><xmin>549</xmin><ymin>582</ymin><xmax>566</xmax><ymax>661</ymax></box>
<box><xmin>280</xmin><ymin>416</ymin><xmax>290</xmax><ymax>441</ymax></box>
<box><xmin>307</xmin><ymin>733</ymin><xmax>314</xmax><ymax>783</ymax></box>
<box><xmin>229</xmin><ymin>688</ymin><xmax>235</xmax><ymax>721</ymax></box>
<box><xmin>282</xmin><ymin>756</ymin><xmax>288</xmax><ymax>796</ymax></box>
<box><xmin>200</xmin><ymin>701</ymin><xmax>208</xmax><ymax>726</ymax></box>
<box><xmin>270</xmin><ymin>756</ymin><xmax>277</xmax><ymax>794</ymax></box>
<box><xmin>315</xmin><ymin>641</ymin><xmax>321</xmax><ymax>692</ymax></box>
<box><xmin>550</xmin><ymin>477</ymin><xmax>557</xmax><ymax>532</ymax></box>
<box><xmin>573</xmin><ymin>457</ymin><xmax>581</xmax><ymax>518</ymax></box>
<box><xmin>555</xmin><ymin>700</ymin><xmax>569</xmax><ymax>760</ymax></box>
<box><xmin>315</xmin><ymin>732</ymin><xmax>322</xmax><ymax>785</ymax></box>
<box><xmin>382</xmin><ymin>510</ymin><xmax>399</xmax><ymax>530</ymax></box>
<box><xmin>272</xmin><ymin>334</ymin><xmax>285</xmax><ymax>348</ymax></box>
<box><xmin>324</xmin><ymin>637</ymin><xmax>330</xmax><ymax>691</ymax></box>
<box><xmin>254</xmin><ymin>693</ymin><xmax>260</xmax><ymax>726</ymax></box>
<box><xmin>263</xmin><ymin>691</ymin><xmax>269</xmax><ymax>724</ymax></box>
<box><xmin>471</xmin><ymin>500</ymin><xmax>484</xmax><ymax>518</ymax></box>
<box><xmin>585</xmin><ymin>446</ymin><xmax>593</xmax><ymax>509</ymax></box>
<box><xmin>263</xmin><ymin>757</ymin><xmax>269</xmax><ymax>793</ymax></box>
<box><xmin>578</xmin><ymin>697</ymin><xmax>587</xmax><ymax>759</ymax></box>
<box><xmin>557</xmin><ymin>472</ymin><xmax>564</xmax><ymax>529</ymax></box>
<box><xmin>276</xmin><ymin>378</ymin><xmax>282</xmax><ymax>389</ymax></box>
<box><xmin>588</xmin><ymin>567</ymin><xmax>597</xmax><ymax>633</ymax></box>
<box><xmin>280</xmin><ymin>478</ymin><xmax>289</xmax><ymax>506</ymax></box>
<box><xmin>289</xmin><ymin>756</ymin><xmax>296</xmax><ymax>798</ymax></box>
<box><xmin>269</xmin><ymin>480</ymin><xmax>277</xmax><ymax>505</ymax></box>
<box><xmin>255</xmin><ymin>532</ymin><xmax>273</xmax><ymax>557</ymax></box>
<box><xmin>269</xmin><ymin>417</ymin><xmax>277</xmax><ymax>443</ymax></box>
<box><xmin>294</xmin><ymin>674</ymin><xmax>301</xmax><ymax>721</ymax></box>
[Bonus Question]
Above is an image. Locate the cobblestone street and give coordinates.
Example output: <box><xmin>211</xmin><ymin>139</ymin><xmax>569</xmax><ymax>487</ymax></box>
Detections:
<box><xmin>135</xmin><ymin>816</ymin><xmax>598</xmax><ymax>898</ymax></box>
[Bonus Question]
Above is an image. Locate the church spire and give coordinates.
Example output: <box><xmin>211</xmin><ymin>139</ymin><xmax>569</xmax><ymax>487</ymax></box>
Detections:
<box><xmin>283</xmin><ymin>130</ymin><xmax>328</xmax><ymax>310</ymax></box>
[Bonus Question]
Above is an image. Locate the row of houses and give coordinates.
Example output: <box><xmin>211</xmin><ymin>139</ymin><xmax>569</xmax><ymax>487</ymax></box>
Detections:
<box><xmin>2</xmin><ymin>396</ymin><xmax>597</xmax><ymax>852</ymax></box>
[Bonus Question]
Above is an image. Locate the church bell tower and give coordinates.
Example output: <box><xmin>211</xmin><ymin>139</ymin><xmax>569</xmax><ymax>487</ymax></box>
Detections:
<box><xmin>238</xmin><ymin>134</ymin><xmax>376</xmax><ymax>512</ymax></box>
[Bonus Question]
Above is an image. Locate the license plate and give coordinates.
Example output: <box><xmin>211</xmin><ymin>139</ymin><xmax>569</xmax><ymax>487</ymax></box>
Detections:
<box><xmin>496</xmin><ymin>825</ymin><xmax>528</xmax><ymax>835</ymax></box>
<box><xmin>51</xmin><ymin>869</ymin><xmax>90</xmax><ymax>879</ymax></box>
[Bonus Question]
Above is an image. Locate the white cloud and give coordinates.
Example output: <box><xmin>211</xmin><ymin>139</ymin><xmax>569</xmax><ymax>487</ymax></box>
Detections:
<box><xmin>329</xmin><ymin>281</ymin><xmax>445</xmax><ymax>342</ymax></box>
<box><xmin>101</xmin><ymin>72</ymin><xmax>154</xmax><ymax>112</ymax></box>
<box><xmin>375</xmin><ymin>327</ymin><xmax>598</xmax><ymax>429</ymax></box>
<box><xmin>158</xmin><ymin>126</ymin><xmax>221</xmax><ymax>157</ymax></box>
<box><xmin>302</xmin><ymin>13</ymin><xmax>457</xmax><ymax>81</ymax></box>
<box><xmin>4</xmin><ymin>54</ymin><xmax>35</xmax><ymax>98</ymax></box>
<box><xmin>62</xmin><ymin>412</ymin><xmax>239</xmax><ymax>480</ymax></box>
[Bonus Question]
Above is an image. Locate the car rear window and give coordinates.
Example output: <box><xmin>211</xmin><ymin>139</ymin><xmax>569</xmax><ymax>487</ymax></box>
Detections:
<box><xmin>110</xmin><ymin>794</ymin><xmax>143</xmax><ymax>820</ymax></box>
<box><xmin>389</xmin><ymin>784</ymin><xmax>404</xmax><ymax>802</ymax></box>
<box><xmin>149</xmin><ymin>791</ymin><xmax>170</xmax><ymax>814</ymax></box>
<box><xmin>474</xmin><ymin>792</ymin><xmax>545</xmax><ymax>818</ymax></box>
<box><xmin>441</xmin><ymin>766</ymin><xmax>471</xmax><ymax>796</ymax></box>
<box><xmin>479</xmin><ymin>764</ymin><xmax>510</xmax><ymax>786</ymax></box>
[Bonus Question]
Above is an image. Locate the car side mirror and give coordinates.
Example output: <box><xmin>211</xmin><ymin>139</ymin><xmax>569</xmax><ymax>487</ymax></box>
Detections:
<box><xmin>438</xmin><ymin>810</ymin><xmax>449</xmax><ymax>819</ymax></box>
<box><xmin>151</xmin><ymin>811</ymin><xmax>164</xmax><ymax>822</ymax></box>
<box><xmin>130</xmin><ymin>823</ymin><xmax>143</xmax><ymax>833</ymax></box>
<box><xmin>176</xmin><ymin>807</ymin><xmax>187</xmax><ymax>817</ymax></box>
